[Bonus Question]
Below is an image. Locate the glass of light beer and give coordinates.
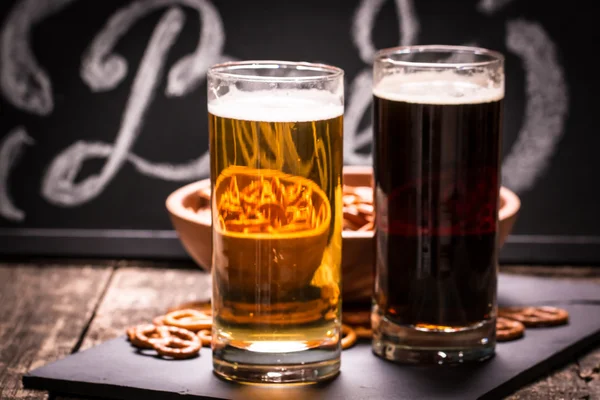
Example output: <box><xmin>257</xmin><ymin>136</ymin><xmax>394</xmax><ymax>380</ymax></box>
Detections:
<box><xmin>207</xmin><ymin>61</ymin><xmax>344</xmax><ymax>383</ymax></box>
<box><xmin>371</xmin><ymin>46</ymin><xmax>504</xmax><ymax>364</ymax></box>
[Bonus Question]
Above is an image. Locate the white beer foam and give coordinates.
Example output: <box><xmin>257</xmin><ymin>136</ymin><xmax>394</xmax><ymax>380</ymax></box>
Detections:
<box><xmin>374</xmin><ymin>71</ymin><xmax>504</xmax><ymax>105</ymax></box>
<box><xmin>208</xmin><ymin>88</ymin><xmax>343</xmax><ymax>122</ymax></box>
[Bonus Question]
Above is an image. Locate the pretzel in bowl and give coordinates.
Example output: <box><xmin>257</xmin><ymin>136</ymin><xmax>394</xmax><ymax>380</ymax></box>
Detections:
<box><xmin>191</xmin><ymin>184</ymin><xmax>375</xmax><ymax>232</ymax></box>
<box><xmin>216</xmin><ymin>173</ymin><xmax>328</xmax><ymax>235</ymax></box>
<box><xmin>342</xmin><ymin>185</ymin><xmax>374</xmax><ymax>232</ymax></box>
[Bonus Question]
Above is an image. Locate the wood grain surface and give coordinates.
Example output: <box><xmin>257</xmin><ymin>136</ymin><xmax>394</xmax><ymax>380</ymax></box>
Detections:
<box><xmin>79</xmin><ymin>263</ymin><xmax>211</xmax><ymax>351</ymax></box>
<box><xmin>0</xmin><ymin>262</ymin><xmax>113</xmax><ymax>399</ymax></box>
<box><xmin>0</xmin><ymin>261</ymin><xmax>598</xmax><ymax>400</ymax></box>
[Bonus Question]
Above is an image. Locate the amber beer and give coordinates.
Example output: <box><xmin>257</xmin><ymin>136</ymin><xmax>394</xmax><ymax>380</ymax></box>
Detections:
<box><xmin>207</xmin><ymin>61</ymin><xmax>343</xmax><ymax>384</ymax></box>
<box><xmin>372</xmin><ymin>46</ymin><xmax>504</xmax><ymax>364</ymax></box>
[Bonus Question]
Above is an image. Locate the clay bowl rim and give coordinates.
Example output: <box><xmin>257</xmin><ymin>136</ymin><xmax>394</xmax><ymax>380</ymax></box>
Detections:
<box><xmin>166</xmin><ymin>167</ymin><xmax>520</xmax><ymax>238</ymax></box>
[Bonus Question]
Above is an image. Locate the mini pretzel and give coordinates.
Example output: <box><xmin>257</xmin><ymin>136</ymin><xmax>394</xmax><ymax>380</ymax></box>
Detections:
<box><xmin>199</xmin><ymin>181</ymin><xmax>377</xmax><ymax>232</ymax></box>
<box><xmin>498</xmin><ymin>306</ymin><xmax>569</xmax><ymax>327</ymax></box>
<box><xmin>342</xmin><ymin>310</ymin><xmax>371</xmax><ymax>326</ymax></box>
<box><xmin>217</xmin><ymin>173</ymin><xmax>323</xmax><ymax>235</ymax></box>
<box><xmin>131</xmin><ymin>325</ymin><xmax>169</xmax><ymax>349</ymax></box>
<box><xmin>197</xmin><ymin>329</ymin><xmax>212</xmax><ymax>347</ymax></box>
<box><xmin>126</xmin><ymin>327</ymin><xmax>137</xmax><ymax>342</ymax></box>
<box><xmin>341</xmin><ymin>324</ymin><xmax>357</xmax><ymax>349</ymax></box>
<box><xmin>152</xmin><ymin>315</ymin><xmax>165</xmax><ymax>326</ymax></box>
<box><xmin>164</xmin><ymin>309</ymin><xmax>212</xmax><ymax>331</ymax></box>
<box><xmin>167</xmin><ymin>301</ymin><xmax>212</xmax><ymax>315</ymax></box>
<box><xmin>152</xmin><ymin>326</ymin><xmax>201</xmax><ymax>359</ymax></box>
<box><xmin>353</xmin><ymin>326</ymin><xmax>373</xmax><ymax>340</ymax></box>
<box><xmin>496</xmin><ymin>317</ymin><xmax>525</xmax><ymax>342</ymax></box>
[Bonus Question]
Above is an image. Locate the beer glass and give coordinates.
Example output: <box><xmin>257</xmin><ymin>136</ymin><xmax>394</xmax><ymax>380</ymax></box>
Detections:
<box><xmin>208</xmin><ymin>61</ymin><xmax>344</xmax><ymax>383</ymax></box>
<box><xmin>371</xmin><ymin>46</ymin><xmax>504</xmax><ymax>364</ymax></box>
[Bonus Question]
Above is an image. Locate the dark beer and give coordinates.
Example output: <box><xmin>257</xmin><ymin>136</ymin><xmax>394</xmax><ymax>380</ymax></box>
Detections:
<box><xmin>373</xmin><ymin>85</ymin><xmax>502</xmax><ymax>328</ymax></box>
<box><xmin>372</xmin><ymin>46</ymin><xmax>504</xmax><ymax>364</ymax></box>
<box><xmin>371</xmin><ymin>65</ymin><xmax>505</xmax><ymax>365</ymax></box>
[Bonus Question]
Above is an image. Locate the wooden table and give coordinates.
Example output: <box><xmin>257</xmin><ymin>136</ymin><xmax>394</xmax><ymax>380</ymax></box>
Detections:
<box><xmin>0</xmin><ymin>260</ymin><xmax>598</xmax><ymax>400</ymax></box>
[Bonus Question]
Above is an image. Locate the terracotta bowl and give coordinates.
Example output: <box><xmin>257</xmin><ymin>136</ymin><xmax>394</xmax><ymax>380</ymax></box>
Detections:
<box><xmin>166</xmin><ymin>166</ymin><xmax>520</xmax><ymax>303</ymax></box>
<box><xmin>212</xmin><ymin>166</ymin><xmax>331</xmax><ymax>296</ymax></box>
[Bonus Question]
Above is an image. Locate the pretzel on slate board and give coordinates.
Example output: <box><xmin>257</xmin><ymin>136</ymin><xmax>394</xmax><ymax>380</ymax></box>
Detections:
<box><xmin>498</xmin><ymin>306</ymin><xmax>569</xmax><ymax>327</ymax></box>
<box><xmin>496</xmin><ymin>317</ymin><xmax>525</xmax><ymax>342</ymax></box>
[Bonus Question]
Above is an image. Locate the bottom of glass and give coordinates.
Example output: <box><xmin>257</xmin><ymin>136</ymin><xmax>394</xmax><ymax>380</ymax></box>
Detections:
<box><xmin>213</xmin><ymin>356</ymin><xmax>340</xmax><ymax>385</ymax></box>
<box><xmin>371</xmin><ymin>305</ymin><xmax>496</xmax><ymax>365</ymax></box>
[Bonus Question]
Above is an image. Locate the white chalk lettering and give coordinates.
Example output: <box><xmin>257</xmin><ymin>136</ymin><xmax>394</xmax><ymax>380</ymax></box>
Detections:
<box><xmin>42</xmin><ymin>7</ymin><xmax>186</xmax><ymax>206</ymax></box>
<box><xmin>0</xmin><ymin>0</ymin><xmax>76</xmax><ymax>115</ymax></box>
<box><xmin>345</xmin><ymin>0</ymin><xmax>419</xmax><ymax>165</ymax></box>
<box><xmin>0</xmin><ymin>127</ymin><xmax>34</xmax><ymax>221</ymax></box>
<box><xmin>501</xmin><ymin>19</ymin><xmax>568</xmax><ymax>193</ymax></box>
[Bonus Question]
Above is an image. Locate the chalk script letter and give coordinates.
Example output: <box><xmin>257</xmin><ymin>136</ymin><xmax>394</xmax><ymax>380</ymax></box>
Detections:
<box><xmin>81</xmin><ymin>0</ymin><xmax>224</xmax><ymax>97</ymax></box>
<box><xmin>0</xmin><ymin>0</ymin><xmax>76</xmax><ymax>115</ymax></box>
<box><xmin>0</xmin><ymin>127</ymin><xmax>34</xmax><ymax>221</ymax></box>
<box><xmin>501</xmin><ymin>19</ymin><xmax>568</xmax><ymax>193</ymax></box>
<box><xmin>43</xmin><ymin>8</ymin><xmax>185</xmax><ymax>206</ymax></box>
<box><xmin>352</xmin><ymin>0</ymin><xmax>386</xmax><ymax>64</ymax></box>
<box><xmin>394</xmin><ymin>0</ymin><xmax>419</xmax><ymax>46</ymax></box>
<box><xmin>345</xmin><ymin>0</ymin><xmax>419</xmax><ymax>165</ymax></box>
<box><xmin>477</xmin><ymin>0</ymin><xmax>517</xmax><ymax>14</ymax></box>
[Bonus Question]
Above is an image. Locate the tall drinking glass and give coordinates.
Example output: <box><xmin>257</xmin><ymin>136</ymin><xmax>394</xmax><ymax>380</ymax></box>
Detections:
<box><xmin>208</xmin><ymin>61</ymin><xmax>344</xmax><ymax>383</ymax></box>
<box><xmin>371</xmin><ymin>46</ymin><xmax>504</xmax><ymax>364</ymax></box>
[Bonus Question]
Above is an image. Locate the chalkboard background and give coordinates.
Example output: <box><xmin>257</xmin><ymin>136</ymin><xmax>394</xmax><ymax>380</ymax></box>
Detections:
<box><xmin>1</xmin><ymin>0</ymin><xmax>598</xmax><ymax>263</ymax></box>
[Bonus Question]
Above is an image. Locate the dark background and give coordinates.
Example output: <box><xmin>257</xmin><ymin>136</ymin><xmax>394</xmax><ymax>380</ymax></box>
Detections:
<box><xmin>1</xmin><ymin>0</ymin><xmax>598</xmax><ymax>263</ymax></box>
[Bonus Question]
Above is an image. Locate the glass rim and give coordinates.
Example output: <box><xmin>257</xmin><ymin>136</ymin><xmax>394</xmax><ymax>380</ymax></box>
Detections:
<box><xmin>374</xmin><ymin>45</ymin><xmax>504</xmax><ymax>68</ymax></box>
<box><xmin>208</xmin><ymin>60</ymin><xmax>344</xmax><ymax>83</ymax></box>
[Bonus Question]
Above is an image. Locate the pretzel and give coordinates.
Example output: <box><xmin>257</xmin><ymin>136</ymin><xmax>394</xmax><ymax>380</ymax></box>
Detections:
<box><xmin>131</xmin><ymin>325</ymin><xmax>170</xmax><ymax>349</ymax></box>
<box><xmin>217</xmin><ymin>174</ymin><xmax>327</xmax><ymax>234</ymax></box>
<box><xmin>152</xmin><ymin>315</ymin><xmax>165</xmax><ymax>326</ymax></box>
<box><xmin>353</xmin><ymin>326</ymin><xmax>373</xmax><ymax>340</ymax></box>
<box><xmin>342</xmin><ymin>310</ymin><xmax>371</xmax><ymax>326</ymax></box>
<box><xmin>126</xmin><ymin>326</ymin><xmax>137</xmax><ymax>342</ymax></box>
<box><xmin>498</xmin><ymin>306</ymin><xmax>569</xmax><ymax>327</ymax></box>
<box><xmin>164</xmin><ymin>309</ymin><xmax>212</xmax><ymax>331</ymax></box>
<box><xmin>341</xmin><ymin>324</ymin><xmax>357</xmax><ymax>349</ymax></box>
<box><xmin>197</xmin><ymin>329</ymin><xmax>212</xmax><ymax>347</ymax></box>
<box><xmin>341</xmin><ymin>185</ymin><xmax>374</xmax><ymax>231</ymax></box>
<box><xmin>167</xmin><ymin>301</ymin><xmax>212</xmax><ymax>315</ymax></box>
<box><xmin>196</xmin><ymin>180</ymin><xmax>376</xmax><ymax>232</ymax></box>
<box><xmin>496</xmin><ymin>317</ymin><xmax>525</xmax><ymax>342</ymax></box>
<box><xmin>152</xmin><ymin>326</ymin><xmax>201</xmax><ymax>359</ymax></box>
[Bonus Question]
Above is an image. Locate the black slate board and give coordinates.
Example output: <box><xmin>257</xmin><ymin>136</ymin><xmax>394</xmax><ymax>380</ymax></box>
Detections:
<box><xmin>24</xmin><ymin>275</ymin><xmax>600</xmax><ymax>400</ymax></box>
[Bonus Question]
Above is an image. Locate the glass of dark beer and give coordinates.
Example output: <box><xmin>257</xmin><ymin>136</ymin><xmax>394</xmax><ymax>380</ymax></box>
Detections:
<box><xmin>371</xmin><ymin>46</ymin><xmax>504</xmax><ymax>364</ymax></box>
